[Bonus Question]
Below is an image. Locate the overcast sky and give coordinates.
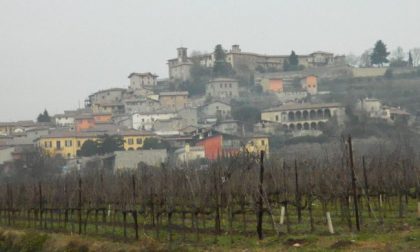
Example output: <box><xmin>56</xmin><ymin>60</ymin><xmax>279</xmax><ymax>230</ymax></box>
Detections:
<box><xmin>0</xmin><ymin>0</ymin><xmax>419</xmax><ymax>121</ymax></box>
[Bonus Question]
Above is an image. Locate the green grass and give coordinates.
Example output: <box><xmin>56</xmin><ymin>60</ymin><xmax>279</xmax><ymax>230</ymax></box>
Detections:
<box><xmin>0</xmin><ymin>197</ymin><xmax>418</xmax><ymax>251</ymax></box>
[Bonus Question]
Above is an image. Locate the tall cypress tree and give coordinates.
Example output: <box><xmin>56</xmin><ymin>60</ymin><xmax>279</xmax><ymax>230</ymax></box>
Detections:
<box><xmin>213</xmin><ymin>44</ymin><xmax>233</xmax><ymax>77</ymax></box>
<box><xmin>289</xmin><ymin>50</ymin><xmax>299</xmax><ymax>66</ymax></box>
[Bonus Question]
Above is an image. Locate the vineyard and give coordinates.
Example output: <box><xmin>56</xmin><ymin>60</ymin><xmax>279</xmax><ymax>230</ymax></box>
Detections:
<box><xmin>0</xmin><ymin>137</ymin><xmax>419</xmax><ymax>250</ymax></box>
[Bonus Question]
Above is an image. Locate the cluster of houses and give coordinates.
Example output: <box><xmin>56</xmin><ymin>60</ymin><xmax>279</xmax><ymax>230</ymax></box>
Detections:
<box><xmin>1</xmin><ymin>44</ymin><xmax>413</xmax><ymax>172</ymax></box>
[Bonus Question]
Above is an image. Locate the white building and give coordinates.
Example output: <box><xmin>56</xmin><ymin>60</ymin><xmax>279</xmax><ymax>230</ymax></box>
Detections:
<box><xmin>54</xmin><ymin>114</ymin><xmax>75</xmax><ymax>127</ymax></box>
<box><xmin>128</xmin><ymin>72</ymin><xmax>158</xmax><ymax>89</ymax></box>
<box><xmin>174</xmin><ymin>145</ymin><xmax>205</xmax><ymax>163</ymax></box>
<box><xmin>355</xmin><ymin>98</ymin><xmax>383</xmax><ymax>117</ymax></box>
<box><xmin>206</xmin><ymin>78</ymin><xmax>239</xmax><ymax>99</ymax></box>
<box><xmin>132</xmin><ymin>111</ymin><xmax>178</xmax><ymax>131</ymax></box>
<box><xmin>261</xmin><ymin>103</ymin><xmax>345</xmax><ymax>131</ymax></box>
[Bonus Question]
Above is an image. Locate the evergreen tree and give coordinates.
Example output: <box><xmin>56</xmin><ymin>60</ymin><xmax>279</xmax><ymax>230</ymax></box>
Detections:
<box><xmin>37</xmin><ymin>109</ymin><xmax>51</xmax><ymax>123</ymax></box>
<box><xmin>142</xmin><ymin>138</ymin><xmax>167</xmax><ymax>149</ymax></box>
<box><xmin>370</xmin><ymin>40</ymin><xmax>390</xmax><ymax>67</ymax></box>
<box><xmin>289</xmin><ymin>50</ymin><xmax>299</xmax><ymax>66</ymax></box>
<box><xmin>97</xmin><ymin>134</ymin><xmax>124</xmax><ymax>154</ymax></box>
<box><xmin>78</xmin><ymin>140</ymin><xmax>99</xmax><ymax>157</ymax></box>
<box><xmin>212</xmin><ymin>44</ymin><xmax>233</xmax><ymax>77</ymax></box>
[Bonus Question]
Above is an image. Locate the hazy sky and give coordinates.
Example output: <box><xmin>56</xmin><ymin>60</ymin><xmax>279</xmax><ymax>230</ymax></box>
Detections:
<box><xmin>1</xmin><ymin>0</ymin><xmax>419</xmax><ymax>121</ymax></box>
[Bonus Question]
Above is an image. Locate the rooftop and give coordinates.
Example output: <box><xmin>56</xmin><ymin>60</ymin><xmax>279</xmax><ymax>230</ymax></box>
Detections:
<box><xmin>159</xmin><ymin>91</ymin><xmax>189</xmax><ymax>96</ymax></box>
<box><xmin>128</xmin><ymin>72</ymin><xmax>158</xmax><ymax>78</ymax></box>
<box><xmin>263</xmin><ymin>102</ymin><xmax>343</xmax><ymax>112</ymax></box>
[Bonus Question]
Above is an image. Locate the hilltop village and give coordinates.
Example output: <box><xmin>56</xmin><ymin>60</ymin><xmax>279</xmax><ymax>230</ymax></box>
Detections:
<box><xmin>1</xmin><ymin>43</ymin><xmax>420</xmax><ymax>172</ymax></box>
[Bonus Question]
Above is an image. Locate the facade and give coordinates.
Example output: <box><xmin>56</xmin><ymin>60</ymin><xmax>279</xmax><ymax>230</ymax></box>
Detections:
<box><xmin>206</xmin><ymin>78</ymin><xmax>239</xmax><ymax>99</ymax></box>
<box><xmin>214</xmin><ymin>120</ymin><xmax>241</xmax><ymax>135</ymax></box>
<box><xmin>260</xmin><ymin>78</ymin><xmax>284</xmax><ymax>93</ymax></box>
<box><xmin>174</xmin><ymin>145</ymin><xmax>205</xmax><ymax>163</ymax></box>
<box><xmin>37</xmin><ymin>131</ymin><xmax>98</xmax><ymax>159</ymax></box>
<box><xmin>120</xmin><ymin>130</ymin><xmax>157</xmax><ymax>151</ymax></box>
<box><xmin>114</xmin><ymin>149</ymin><xmax>167</xmax><ymax>170</ymax></box>
<box><xmin>132</xmin><ymin>111</ymin><xmax>178</xmax><ymax>130</ymax></box>
<box><xmin>199</xmin><ymin>101</ymin><xmax>231</xmax><ymax>122</ymax></box>
<box><xmin>37</xmin><ymin>130</ymin><xmax>156</xmax><ymax>159</ymax></box>
<box><xmin>195</xmin><ymin>132</ymin><xmax>269</xmax><ymax>160</ymax></box>
<box><xmin>128</xmin><ymin>72</ymin><xmax>158</xmax><ymax>89</ymax></box>
<box><xmin>159</xmin><ymin>91</ymin><xmax>188</xmax><ymax>109</ymax></box>
<box><xmin>244</xmin><ymin>136</ymin><xmax>270</xmax><ymax>157</ymax></box>
<box><xmin>301</xmin><ymin>75</ymin><xmax>318</xmax><ymax>95</ymax></box>
<box><xmin>86</xmin><ymin>88</ymin><xmax>126</xmax><ymax>107</ymax></box>
<box><xmin>91</xmin><ymin>102</ymin><xmax>125</xmax><ymax>114</ymax></box>
<box><xmin>261</xmin><ymin>103</ymin><xmax>345</xmax><ymax>131</ymax></box>
<box><xmin>54</xmin><ymin>114</ymin><xmax>75</xmax><ymax>127</ymax></box>
<box><xmin>153</xmin><ymin>117</ymin><xmax>188</xmax><ymax>134</ymax></box>
<box><xmin>123</xmin><ymin>97</ymin><xmax>160</xmax><ymax>114</ymax></box>
<box><xmin>74</xmin><ymin>114</ymin><xmax>96</xmax><ymax>132</ymax></box>
<box><xmin>167</xmin><ymin>47</ymin><xmax>193</xmax><ymax>81</ymax></box>
<box><xmin>355</xmin><ymin>98</ymin><xmax>383</xmax><ymax>117</ymax></box>
<box><xmin>178</xmin><ymin>107</ymin><xmax>198</xmax><ymax>126</ymax></box>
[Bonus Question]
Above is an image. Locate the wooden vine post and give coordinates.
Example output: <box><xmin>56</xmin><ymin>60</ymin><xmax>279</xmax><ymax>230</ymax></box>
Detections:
<box><xmin>257</xmin><ymin>150</ymin><xmax>265</xmax><ymax>240</ymax></box>
<box><xmin>348</xmin><ymin>136</ymin><xmax>360</xmax><ymax>231</ymax></box>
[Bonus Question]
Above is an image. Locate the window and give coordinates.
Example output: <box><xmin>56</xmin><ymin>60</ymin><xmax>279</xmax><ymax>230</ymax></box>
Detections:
<box><xmin>128</xmin><ymin>138</ymin><xmax>134</xmax><ymax>145</ymax></box>
<box><xmin>261</xmin><ymin>140</ymin><xmax>265</xmax><ymax>146</ymax></box>
<box><xmin>229</xmin><ymin>83</ymin><xmax>232</xmax><ymax>88</ymax></box>
<box><xmin>275</xmin><ymin>115</ymin><xmax>279</xmax><ymax>121</ymax></box>
<box><xmin>136</xmin><ymin>138</ymin><xmax>143</xmax><ymax>144</ymax></box>
<box><xmin>56</xmin><ymin>141</ymin><xmax>61</xmax><ymax>149</ymax></box>
<box><xmin>77</xmin><ymin>141</ymin><xmax>81</xmax><ymax>147</ymax></box>
<box><xmin>44</xmin><ymin>141</ymin><xmax>48</xmax><ymax>148</ymax></box>
<box><xmin>65</xmin><ymin>140</ymin><xmax>72</xmax><ymax>147</ymax></box>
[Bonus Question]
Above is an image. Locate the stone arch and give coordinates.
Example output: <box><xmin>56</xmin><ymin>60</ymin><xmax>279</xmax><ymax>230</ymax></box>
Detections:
<box><xmin>318</xmin><ymin>121</ymin><xmax>325</xmax><ymax>129</ymax></box>
<box><xmin>324</xmin><ymin>109</ymin><xmax>331</xmax><ymax>118</ymax></box>
<box><xmin>128</xmin><ymin>147</ymin><xmax>134</xmax><ymax>151</ymax></box>
<box><xmin>303</xmin><ymin>110</ymin><xmax>309</xmax><ymax>120</ymax></box>
<box><xmin>282</xmin><ymin>124</ymin><xmax>288</xmax><ymax>130</ymax></box>
<box><xmin>303</xmin><ymin>122</ymin><xmax>309</xmax><ymax>130</ymax></box>
<box><xmin>288</xmin><ymin>111</ymin><xmax>295</xmax><ymax>121</ymax></box>
<box><xmin>297</xmin><ymin>123</ymin><xmax>302</xmax><ymax>130</ymax></box>
<box><xmin>317</xmin><ymin>109</ymin><xmax>324</xmax><ymax>119</ymax></box>
<box><xmin>137</xmin><ymin>147</ymin><xmax>142</xmax><ymax>150</ymax></box>
<box><xmin>310</xmin><ymin>110</ymin><xmax>316</xmax><ymax>119</ymax></box>
<box><xmin>295</xmin><ymin>111</ymin><xmax>302</xmax><ymax>121</ymax></box>
<box><xmin>289</xmin><ymin>123</ymin><xmax>295</xmax><ymax>130</ymax></box>
<box><xmin>310</xmin><ymin>122</ymin><xmax>317</xmax><ymax>130</ymax></box>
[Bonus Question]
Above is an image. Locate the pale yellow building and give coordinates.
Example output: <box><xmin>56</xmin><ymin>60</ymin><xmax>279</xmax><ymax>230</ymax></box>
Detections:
<box><xmin>244</xmin><ymin>136</ymin><xmax>270</xmax><ymax>157</ymax></box>
<box><xmin>37</xmin><ymin>130</ymin><xmax>156</xmax><ymax>159</ymax></box>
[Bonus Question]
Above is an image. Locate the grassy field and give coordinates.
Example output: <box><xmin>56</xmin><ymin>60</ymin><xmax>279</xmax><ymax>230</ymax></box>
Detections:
<box><xmin>0</xmin><ymin>223</ymin><xmax>419</xmax><ymax>251</ymax></box>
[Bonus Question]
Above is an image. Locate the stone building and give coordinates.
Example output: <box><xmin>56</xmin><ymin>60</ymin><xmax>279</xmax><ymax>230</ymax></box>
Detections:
<box><xmin>167</xmin><ymin>45</ymin><xmax>340</xmax><ymax>81</ymax></box>
<box><xmin>128</xmin><ymin>72</ymin><xmax>158</xmax><ymax>89</ymax></box>
<box><xmin>159</xmin><ymin>91</ymin><xmax>188</xmax><ymax>109</ymax></box>
<box><xmin>167</xmin><ymin>47</ymin><xmax>193</xmax><ymax>81</ymax></box>
<box><xmin>198</xmin><ymin>101</ymin><xmax>231</xmax><ymax>122</ymax></box>
<box><xmin>206</xmin><ymin>78</ymin><xmax>239</xmax><ymax>99</ymax></box>
<box><xmin>261</xmin><ymin>103</ymin><xmax>345</xmax><ymax>131</ymax></box>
